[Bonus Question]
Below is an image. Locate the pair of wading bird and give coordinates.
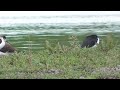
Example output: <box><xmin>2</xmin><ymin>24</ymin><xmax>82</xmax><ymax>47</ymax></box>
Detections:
<box><xmin>0</xmin><ymin>34</ymin><xmax>99</xmax><ymax>56</ymax></box>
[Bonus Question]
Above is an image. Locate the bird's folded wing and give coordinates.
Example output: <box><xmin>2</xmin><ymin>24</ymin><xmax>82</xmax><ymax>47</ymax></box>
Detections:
<box><xmin>0</xmin><ymin>42</ymin><xmax>15</xmax><ymax>53</ymax></box>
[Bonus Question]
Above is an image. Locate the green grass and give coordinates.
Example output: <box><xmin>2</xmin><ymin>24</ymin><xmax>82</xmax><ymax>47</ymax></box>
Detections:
<box><xmin>0</xmin><ymin>34</ymin><xmax>120</xmax><ymax>79</ymax></box>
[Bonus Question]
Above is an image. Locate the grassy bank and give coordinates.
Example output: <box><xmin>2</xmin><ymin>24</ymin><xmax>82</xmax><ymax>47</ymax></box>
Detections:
<box><xmin>0</xmin><ymin>34</ymin><xmax>120</xmax><ymax>79</ymax></box>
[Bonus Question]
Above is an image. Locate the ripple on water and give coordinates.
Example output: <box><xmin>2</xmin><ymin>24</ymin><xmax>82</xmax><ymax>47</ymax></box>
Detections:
<box><xmin>0</xmin><ymin>22</ymin><xmax>120</xmax><ymax>51</ymax></box>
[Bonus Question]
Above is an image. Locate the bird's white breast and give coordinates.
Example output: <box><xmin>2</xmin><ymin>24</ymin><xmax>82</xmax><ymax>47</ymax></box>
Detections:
<box><xmin>0</xmin><ymin>38</ymin><xmax>5</xmax><ymax>49</ymax></box>
<box><xmin>97</xmin><ymin>38</ymin><xmax>99</xmax><ymax>44</ymax></box>
<box><xmin>92</xmin><ymin>38</ymin><xmax>99</xmax><ymax>48</ymax></box>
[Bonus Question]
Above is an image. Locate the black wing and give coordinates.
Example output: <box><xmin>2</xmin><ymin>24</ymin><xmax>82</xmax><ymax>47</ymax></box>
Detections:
<box><xmin>81</xmin><ymin>37</ymin><xmax>97</xmax><ymax>48</ymax></box>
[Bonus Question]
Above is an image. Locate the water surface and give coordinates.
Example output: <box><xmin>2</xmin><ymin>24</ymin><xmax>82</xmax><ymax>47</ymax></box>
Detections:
<box><xmin>0</xmin><ymin>15</ymin><xmax>120</xmax><ymax>52</ymax></box>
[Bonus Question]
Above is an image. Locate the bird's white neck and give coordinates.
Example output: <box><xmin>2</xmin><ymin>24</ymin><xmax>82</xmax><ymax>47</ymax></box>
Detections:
<box><xmin>0</xmin><ymin>37</ymin><xmax>5</xmax><ymax>49</ymax></box>
<box><xmin>97</xmin><ymin>38</ymin><xmax>99</xmax><ymax>44</ymax></box>
<box><xmin>92</xmin><ymin>38</ymin><xmax>99</xmax><ymax>48</ymax></box>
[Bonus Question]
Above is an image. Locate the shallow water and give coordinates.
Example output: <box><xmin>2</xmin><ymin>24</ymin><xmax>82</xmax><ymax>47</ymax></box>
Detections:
<box><xmin>0</xmin><ymin>15</ymin><xmax>120</xmax><ymax>52</ymax></box>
